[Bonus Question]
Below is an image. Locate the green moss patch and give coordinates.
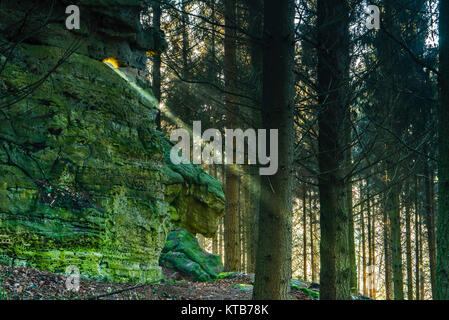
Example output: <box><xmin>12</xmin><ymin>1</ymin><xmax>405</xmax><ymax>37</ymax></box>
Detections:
<box><xmin>159</xmin><ymin>228</ymin><xmax>223</xmax><ymax>282</ymax></box>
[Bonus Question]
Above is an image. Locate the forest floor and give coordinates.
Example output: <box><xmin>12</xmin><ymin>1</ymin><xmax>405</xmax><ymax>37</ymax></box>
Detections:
<box><xmin>0</xmin><ymin>265</ymin><xmax>311</xmax><ymax>300</ymax></box>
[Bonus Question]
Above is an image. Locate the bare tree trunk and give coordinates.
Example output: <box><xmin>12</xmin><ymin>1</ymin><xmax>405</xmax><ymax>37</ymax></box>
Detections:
<box><xmin>358</xmin><ymin>233</ymin><xmax>361</xmax><ymax>294</ymax></box>
<box><xmin>389</xmin><ymin>183</ymin><xmax>404</xmax><ymax>300</ymax></box>
<box><xmin>244</xmin><ymin>173</ymin><xmax>250</xmax><ymax>273</ymax></box>
<box><xmin>181</xmin><ymin>1</ymin><xmax>189</xmax><ymax>79</ymax></box>
<box><xmin>415</xmin><ymin>175</ymin><xmax>420</xmax><ymax>300</ymax></box>
<box><xmin>345</xmin><ymin>117</ymin><xmax>357</xmax><ymax>295</ymax></box>
<box><xmin>223</xmin><ymin>0</ymin><xmax>241</xmax><ymax>272</ymax></box>
<box><xmin>152</xmin><ymin>0</ymin><xmax>162</xmax><ymax>130</ymax></box>
<box><xmin>424</xmin><ymin>160</ymin><xmax>437</xmax><ymax>299</ymax></box>
<box><xmin>211</xmin><ymin>166</ymin><xmax>219</xmax><ymax>254</ymax></box>
<box><xmin>348</xmin><ymin>183</ymin><xmax>357</xmax><ymax>295</ymax></box>
<box><xmin>310</xmin><ymin>190</ymin><xmax>316</xmax><ymax>283</ymax></box>
<box><xmin>371</xmin><ymin>197</ymin><xmax>376</xmax><ymax>299</ymax></box>
<box><xmin>253</xmin><ymin>0</ymin><xmax>295</xmax><ymax>300</ymax></box>
<box><xmin>383</xmin><ymin>197</ymin><xmax>393</xmax><ymax>300</ymax></box>
<box><xmin>379</xmin><ymin>0</ymin><xmax>404</xmax><ymax>300</ymax></box>
<box><xmin>361</xmin><ymin>186</ymin><xmax>367</xmax><ymax>296</ymax></box>
<box><xmin>245</xmin><ymin>0</ymin><xmax>263</xmax><ymax>275</ymax></box>
<box><xmin>367</xmin><ymin>190</ymin><xmax>373</xmax><ymax>297</ymax></box>
<box><xmin>436</xmin><ymin>0</ymin><xmax>449</xmax><ymax>299</ymax></box>
<box><xmin>405</xmin><ymin>179</ymin><xmax>414</xmax><ymax>300</ymax></box>
<box><xmin>246</xmin><ymin>166</ymin><xmax>259</xmax><ymax>273</ymax></box>
<box><xmin>239</xmin><ymin>179</ymin><xmax>244</xmax><ymax>272</ymax></box>
<box><xmin>219</xmin><ymin>218</ymin><xmax>223</xmax><ymax>258</ymax></box>
<box><xmin>303</xmin><ymin>186</ymin><xmax>308</xmax><ymax>282</ymax></box>
<box><xmin>419</xmin><ymin>216</ymin><xmax>424</xmax><ymax>300</ymax></box>
<box><xmin>368</xmin><ymin>193</ymin><xmax>377</xmax><ymax>299</ymax></box>
<box><xmin>316</xmin><ymin>0</ymin><xmax>351</xmax><ymax>300</ymax></box>
<box><xmin>212</xmin><ymin>235</ymin><xmax>218</xmax><ymax>254</ymax></box>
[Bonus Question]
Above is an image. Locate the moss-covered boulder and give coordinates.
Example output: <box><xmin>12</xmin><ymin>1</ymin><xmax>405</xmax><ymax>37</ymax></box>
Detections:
<box><xmin>0</xmin><ymin>1</ymin><xmax>224</xmax><ymax>283</ymax></box>
<box><xmin>0</xmin><ymin>43</ymin><xmax>171</xmax><ymax>282</ymax></box>
<box><xmin>160</xmin><ymin>136</ymin><xmax>225</xmax><ymax>238</ymax></box>
<box><xmin>159</xmin><ymin>228</ymin><xmax>223</xmax><ymax>282</ymax></box>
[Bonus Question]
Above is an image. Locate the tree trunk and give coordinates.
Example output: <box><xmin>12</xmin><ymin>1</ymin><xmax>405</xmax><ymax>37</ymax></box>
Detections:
<box><xmin>310</xmin><ymin>190</ymin><xmax>316</xmax><ymax>283</ymax></box>
<box><xmin>345</xmin><ymin>111</ymin><xmax>356</xmax><ymax>295</ymax></box>
<box><xmin>179</xmin><ymin>0</ymin><xmax>193</xmax><ymax>123</ymax></box>
<box><xmin>219</xmin><ymin>218</ymin><xmax>223</xmax><ymax>258</ymax></box>
<box><xmin>246</xmin><ymin>166</ymin><xmax>259</xmax><ymax>273</ymax></box>
<box><xmin>361</xmin><ymin>187</ymin><xmax>367</xmax><ymax>296</ymax></box>
<box><xmin>211</xmin><ymin>166</ymin><xmax>219</xmax><ymax>254</ymax></box>
<box><xmin>239</xmin><ymin>179</ymin><xmax>244</xmax><ymax>272</ymax></box>
<box><xmin>348</xmin><ymin>184</ymin><xmax>357</xmax><ymax>295</ymax></box>
<box><xmin>405</xmin><ymin>179</ymin><xmax>413</xmax><ymax>300</ymax></box>
<box><xmin>370</xmin><ymin>194</ymin><xmax>377</xmax><ymax>299</ymax></box>
<box><xmin>383</xmin><ymin>198</ymin><xmax>393</xmax><ymax>300</ymax></box>
<box><xmin>181</xmin><ymin>1</ymin><xmax>189</xmax><ymax>79</ymax></box>
<box><xmin>317</xmin><ymin>0</ymin><xmax>351</xmax><ymax>300</ymax></box>
<box><xmin>212</xmin><ymin>235</ymin><xmax>218</xmax><ymax>254</ymax></box>
<box><xmin>243</xmin><ymin>174</ymin><xmax>250</xmax><ymax>272</ymax></box>
<box><xmin>303</xmin><ymin>186</ymin><xmax>308</xmax><ymax>282</ymax></box>
<box><xmin>419</xmin><ymin>218</ymin><xmax>424</xmax><ymax>299</ymax></box>
<box><xmin>389</xmin><ymin>183</ymin><xmax>404</xmax><ymax>299</ymax></box>
<box><xmin>152</xmin><ymin>0</ymin><xmax>162</xmax><ymax>130</ymax></box>
<box><xmin>245</xmin><ymin>0</ymin><xmax>263</xmax><ymax>275</ymax></box>
<box><xmin>252</xmin><ymin>0</ymin><xmax>295</xmax><ymax>300</ymax></box>
<box><xmin>414</xmin><ymin>177</ymin><xmax>421</xmax><ymax>300</ymax></box>
<box><xmin>367</xmin><ymin>190</ymin><xmax>374</xmax><ymax>297</ymax></box>
<box><xmin>437</xmin><ymin>0</ymin><xmax>449</xmax><ymax>299</ymax></box>
<box><xmin>424</xmin><ymin>160</ymin><xmax>437</xmax><ymax>299</ymax></box>
<box><xmin>223</xmin><ymin>0</ymin><xmax>241</xmax><ymax>272</ymax></box>
<box><xmin>219</xmin><ymin>165</ymin><xmax>225</xmax><ymax>261</ymax></box>
<box><xmin>358</xmin><ymin>232</ymin><xmax>361</xmax><ymax>294</ymax></box>
<box><xmin>379</xmin><ymin>0</ymin><xmax>404</xmax><ymax>300</ymax></box>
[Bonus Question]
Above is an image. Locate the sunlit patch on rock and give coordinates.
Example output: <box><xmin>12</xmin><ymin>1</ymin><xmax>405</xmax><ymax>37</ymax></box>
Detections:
<box><xmin>102</xmin><ymin>57</ymin><xmax>121</xmax><ymax>69</ymax></box>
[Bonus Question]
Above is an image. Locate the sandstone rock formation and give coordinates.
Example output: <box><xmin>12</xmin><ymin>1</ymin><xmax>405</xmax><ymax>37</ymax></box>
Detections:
<box><xmin>0</xmin><ymin>0</ymin><xmax>224</xmax><ymax>283</ymax></box>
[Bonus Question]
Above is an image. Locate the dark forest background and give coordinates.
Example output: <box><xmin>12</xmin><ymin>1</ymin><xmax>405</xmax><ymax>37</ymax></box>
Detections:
<box><xmin>146</xmin><ymin>0</ymin><xmax>449</xmax><ymax>300</ymax></box>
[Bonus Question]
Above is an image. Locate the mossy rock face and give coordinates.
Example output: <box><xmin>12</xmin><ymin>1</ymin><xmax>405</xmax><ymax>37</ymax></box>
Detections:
<box><xmin>0</xmin><ymin>41</ymin><xmax>223</xmax><ymax>283</ymax></box>
<box><xmin>159</xmin><ymin>134</ymin><xmax>225</xmax><ymax>238</ymax></box>
<box><xmin>159</xmin><ymin>228</ymin><xmax>223</xmax><ymax>282</ymax></box>
<box><xmin>0</xmin><ymin>42</ymin><xmax>168</xmax><ymax>282</ymax></box>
